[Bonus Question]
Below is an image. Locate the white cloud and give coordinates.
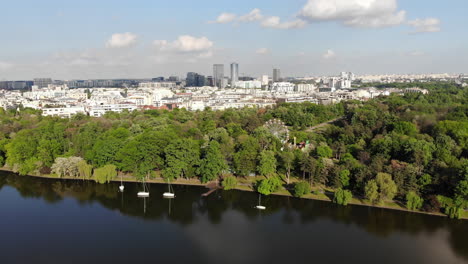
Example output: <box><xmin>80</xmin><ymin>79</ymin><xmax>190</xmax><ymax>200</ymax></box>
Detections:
<box><xmin>210</xmin><ymin>9</ymin><xmax>305</xmax><ymax>30</ymax></box>
<box><xmin>256</xmin><ymin>48</ymin><xmax>270</xmax><ymax>55</ymax></box>
<box><xmin>154</xmin><ymin>35</ymin><xmax>213</xmax><ymax>53</ymax></box>
<box><xmin>323</xmin><ymin>49</ymin><xmax>336</xmax><ymax>59</ymax></box>
<box><xmin>152</xmin><ymin>35</ymin><xmax>215</xmax><ymax>63</ymax></box>
<box><xmin>238</xmin><ymin>8</ymin><xmax>263</xmax><ymax>22</ymax></box>
<box><xmin>209</xmin><ymin>13</ymin><xmax>237</xmax><ymax>24</ymax></box>
<box><xmin>261</xmin><ymin>16</ymin><xmax>306</xmax><ymax>29</ymax></box>
<box><xmin>299</xmin><ymin>0</ymin><xmax>406</xmax><ymax>28</ymax></box>
<box><xmin>408</xmin><ymin>18</ymin><xmax>441</xmax><ymax>33</ymax></box>
<box><xmin>106</xmin><ymin>32</ymin><xmax>138</xmax><ymax>48</ymax></box>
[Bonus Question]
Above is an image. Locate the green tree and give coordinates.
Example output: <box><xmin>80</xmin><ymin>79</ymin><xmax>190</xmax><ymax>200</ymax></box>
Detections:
<box><xmin>222</xmin><ymin>176</ymin><xmax>238</xmax><ymax>190</ymax></box>
<box><xmin>163</xmin><ymin>139</ymin><xmax>200</xmax><ymax>181</ymax></box>
<box><xmin>280</xmin><ymin>150</ymin><xmax>294</xmax><ymax>184</ymax></box>
<box><xmin>257</xmin><ymin>176</ymin><xmax>282</xmax><ymax>195</ymax></box>
<box><xmin>257</xmin><ymin>150</ymin><xmax>277</xmax><ymax>177</ymax></box>
<box><xmin>365</xmin><ymin>180</ymin><xmax>379</xmax><ymax>204</ymax></box>
<box><xmin>316</xmin><ymin>145</ymin><xmax>333</xmax><ymax>158</ymax></box>
<box><xmin>406</xmin><ymin>191</ymin><xmax>424</xmax><ymax>211</ymax></box>
<box><xmin>233</xmin><ymin>136</ymin><xmax>259</xmax><ymax>176</ymax></box>
<box><xmin>77</xmin><ymin>160</ymin><xmax>93</xmax><ymax>180</ymax></box>
<box><xmin>198</xmin><ymin>141</ymin><xmax>227</xmax><ymax>183</ymax></box>
<box><xmin>376</xmin><ymin>172</ymin><xmax>398</xmax><ymax>201</ymax></box>
<box><xmin>334</xmin><ymin>188</ymin><xmax>353</xmax><ymax>206</ymax></box>
<box><xmin>338</xmin><ymin>169</ymin><xmax>351</xmax><ymax>188</ymax></box>
<box><xmin>294</xmin><ymin>181</ymin><xmax>310</xmax><ymax>197</ymax></box>
<box><xmin>93</xmin><ymin>164</ymin><xmax>117</xmax><ymax>184</ymax></box>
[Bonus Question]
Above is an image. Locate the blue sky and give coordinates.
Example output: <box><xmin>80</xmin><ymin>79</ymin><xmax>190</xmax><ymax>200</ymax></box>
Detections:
<box><xmin>1</xmin><ymin>0</ymin><xmax>467</xmax><ymax>80</ymax></box>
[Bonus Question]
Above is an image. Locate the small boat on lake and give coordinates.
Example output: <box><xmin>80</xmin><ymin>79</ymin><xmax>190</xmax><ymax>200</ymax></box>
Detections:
<box><xmin>137</xmin><ymin>177</ymin><xmax>150</xmax><ymax>197</ymax></box>
<box><xmin>163</xmin><ymin>180</ymin><xmax>175</xmax><ymax>198</ymax></box>
<box><xmin>255</xmin><ymin>194</ymin><xmax>266</xmax><ymax>210</ymax></box>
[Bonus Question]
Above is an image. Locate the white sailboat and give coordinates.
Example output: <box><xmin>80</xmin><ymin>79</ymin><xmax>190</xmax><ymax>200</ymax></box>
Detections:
<box><xmin>163</xmin><ymin>179</ymin><xmax>175</xmax><ymax>198</ymax></box>
<box><xmin>119</xmin><ymin>174</ymin><xmax>125</xmax><ymax>192</ymax></box>
<box><xmin>137</xmin><ymin>177</ymin><xmax>150</xmax><ymax>197</ymax></box>
<box><xmin>256</xmin><ymin>194</ymin><xmax>266</xmax><ymax>210</ymax></box>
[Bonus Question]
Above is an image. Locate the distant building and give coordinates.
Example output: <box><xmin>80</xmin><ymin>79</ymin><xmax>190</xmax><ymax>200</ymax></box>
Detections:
<box><xmin>273</xmin><ymin>69</ymin><xmax>281</xmax><ymax>82</ymax></box>
<box><xmin>33</xmin><ymin>78</ymin><xmax>53</xmax><ymax>88</ymax></box>
<box><xmin>230</xmin><ymin>63</ymin><xmax>239</xmax><ymax>87</ymax></box>
<box><xmin>168</xmin><ymin>76</ymin><xmax>179</xmax><ymax>82</ymax></box>
<box><xmin>186</xmin><ymin>72</ymin><xmax>206</xmax><ymax>87</ymax></box>
<box><xmin>261</xmin><ymin>75</ymin><xmax>269</xmax><ymax>85</ymax></box>
<box><xmin>296</xmin><ymin>83</ymin><xmax>317</xmax><ymax>93</ymax></box>
<box><xmin>42</xmin><ymin>107</ymin><xmax>86</xmax><ymax>118</ymax></box>
<box><xmin>138</xmin><ymin>82</ymin><xmax>176</xmax><ymax>89</ymax></box>
<box><xmin>206</xmin><ymin>76</ymin><xmax>214</xmax><ymax>87</ymax></box>
<box><xmin>234</xmin><ymin>80</ymin><xmax>262</xmax><ymax>89</ymax></box>
<box><xmin>213</xmin><ymin>64</ymin><xmax>225</xmax><ymax>88</ymax></box>
<box><xmin>271</xmin><ymin>82</ymin><xmax>295</xmax><ymax>92</ymax></box>
<box><xmin>89</xmin><ymin>104</ymin><xmax>138</xmax><ymax>117</ymax></box>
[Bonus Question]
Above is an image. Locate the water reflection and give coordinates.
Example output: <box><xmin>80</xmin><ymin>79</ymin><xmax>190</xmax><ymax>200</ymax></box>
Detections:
<box><xmin>0</xmin><ymin>171</ymin><xmax>467</xmax><ymax>264</ymax></box>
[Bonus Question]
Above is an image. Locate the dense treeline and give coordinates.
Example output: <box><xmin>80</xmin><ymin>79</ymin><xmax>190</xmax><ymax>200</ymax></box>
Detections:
<box><xmin>0</xmin><ymin>83</ymin><xmax>466</xmax><ymax>218</ymax></box>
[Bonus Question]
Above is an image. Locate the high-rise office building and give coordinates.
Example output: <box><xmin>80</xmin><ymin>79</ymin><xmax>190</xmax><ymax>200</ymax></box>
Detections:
<box><xmin>33</xmin><ymin>78</ymin><xmax>53</xmax><ymax>88</ymax></box>
<box><xmin>186</xmin><ymin>72</ymin><xmax>206</xmax><ymax>87</ymax></box>
<box><xmin>230</xmin><ymin>62</ymin><xmax>239</xmax><ymax>87</ymax></box>
<box><xmin>213</xmin><ymin>64</ymin><xmax>224</xmax><ymax>88</ymax></box>
<box><xmin>273</xmin><ymin>69</ymin><xmax>281</xmax><ymax>82</ymax></box>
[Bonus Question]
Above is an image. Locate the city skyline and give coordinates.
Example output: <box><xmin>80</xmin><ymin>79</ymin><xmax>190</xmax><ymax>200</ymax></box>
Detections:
<box><xmin>1</xmin><ymin>0</ymin><xmax>468</xmax><ymax>80</ymax></box>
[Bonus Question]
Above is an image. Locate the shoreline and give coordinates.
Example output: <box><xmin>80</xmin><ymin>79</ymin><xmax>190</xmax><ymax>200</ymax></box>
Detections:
<box><xmin>0</xmin><ymin>168</ymin><xmax>465</xmax><ymax>220</ymax></box>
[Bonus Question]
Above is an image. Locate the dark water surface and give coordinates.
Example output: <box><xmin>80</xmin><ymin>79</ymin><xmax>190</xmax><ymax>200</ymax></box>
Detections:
<box><xmin>0</xmin><ymin>171</ymin><xmax>467</xmax><ymax>264</ymax></box>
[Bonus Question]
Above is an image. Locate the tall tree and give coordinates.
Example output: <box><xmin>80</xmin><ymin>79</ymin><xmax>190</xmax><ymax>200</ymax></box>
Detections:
<box><xmin>257</xmin><ymin>150</ymin><xmax>277</xmax><ymax>177</ymax></box>
<box><xmin>198</xmin><ymin>141</ymin><xmax>227</xmax><ymax>183</ymax></box>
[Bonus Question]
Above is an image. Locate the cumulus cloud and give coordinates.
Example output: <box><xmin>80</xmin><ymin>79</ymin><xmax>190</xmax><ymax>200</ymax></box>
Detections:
<box><xmin>210</xmin><ymin>9</ymin><xmax>305</xmax><ymax>30</ymax></box>
<box><xmin>261</xmin><ymin>16</ymin><xmax>307</xmax><ymax>29</ymax></box>
<box><xmin>256</xmin><ymin>48</ymin><xmax>270</xmax><ymax>55</ymax></box>
<box><xmin>408</xmin><ymin>18</ymin><xmax>441</xmax><ymax>33</ymax></box>
<box><xmin>152</xmin><ymin>35</ymin><xmax>214</xmax><ymax>63</ymax></box>
<box><xmin>299</xmin><ymin>0</ymin><xmax>406</xmax><ymax>28</ymax></box>
<box><xmin>106</xmin><ymin>32</ymin><xmax>138</xmax><ymax>48</ymax></box>
<box><xmin>323</xmin><ymin>49</ymin><xmax>336</xmax><ymax>59</ymax></box>
<box><xmin>153</xmin><ymin>35</ymin><xmax>213</xmax><ymax>53</ymax></box>
<box><xmin>209</xmin><ymin>13</ymin><xmax>237</xmax><ymax>24</ymax></box>
<box><xmin>239</xmin><ymin>8</ymin><xmax>263</xmax><ymax>22</ymax></box>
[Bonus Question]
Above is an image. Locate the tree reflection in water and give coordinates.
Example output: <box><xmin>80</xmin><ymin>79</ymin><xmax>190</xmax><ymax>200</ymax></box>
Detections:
<box><xmin>0</xmin><ymin>171</ymin><xmax>467</xmax><ymax>263</ymax></box>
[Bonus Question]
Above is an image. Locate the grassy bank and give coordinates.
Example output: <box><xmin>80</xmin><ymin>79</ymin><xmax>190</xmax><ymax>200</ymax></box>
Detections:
<box><xmin>1</xmin><ymin>167</ymin><xmax>466</xmax><ymax>220</ymax></box>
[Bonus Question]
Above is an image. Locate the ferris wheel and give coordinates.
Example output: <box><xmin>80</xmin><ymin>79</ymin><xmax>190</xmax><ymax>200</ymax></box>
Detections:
<box><xmin>264</xmin><ymin>119</ymin><xmax>289</xmax><ymax>144</ymax></box>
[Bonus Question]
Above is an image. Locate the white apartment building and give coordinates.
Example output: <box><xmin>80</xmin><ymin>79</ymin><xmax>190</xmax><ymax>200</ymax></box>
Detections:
<box><xmin>88</xmin><ymin>104</ymin><xmax>138</xmax><ymax>117</ymax></box>
<box><xmin>296</xmin><ymin>84</ymin><xmax>317</xmax><ymax>93</ymax></box>
<box><xmin>42</xmin><ymin>107</ymin><xmax>86</xmax><ymax>118</ymax></box>
<box><xmin>271</xmin><ymin>82</ymin><xmax>295</xmax><ymax>93</ymax></box>
<box><xmin>139</xmin><ymin>82</ymin><xmax>177</xmax><ymax>89</ymax></box>
<box><xmin>234</xmin><ymin>80</ymin><xmax>262</xmax><ymax>89</ymax></box>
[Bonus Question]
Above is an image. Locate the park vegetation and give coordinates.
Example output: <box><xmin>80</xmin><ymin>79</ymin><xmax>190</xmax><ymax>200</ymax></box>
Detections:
<box><xmin>0</xmin><ymin>82</ymin><xmax>466</xmax><ymax>218</ymax></box>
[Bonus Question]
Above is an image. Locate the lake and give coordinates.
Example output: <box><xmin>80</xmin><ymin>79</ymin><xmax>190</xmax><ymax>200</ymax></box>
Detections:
<box><xmin>0</xmin><ymin>171</ymin><xmax>466</xmax><ymax>264</ymax></box>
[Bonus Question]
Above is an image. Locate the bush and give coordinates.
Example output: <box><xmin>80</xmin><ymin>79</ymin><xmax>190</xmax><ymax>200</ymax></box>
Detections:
<box><xmin>257</xmin><ymin>176</ymin><xmax>282</xmax><ymax>195</ymax></box>
<box><xmin>222</xmin><ymin>176</ymin><xmax>238</xmax><ymax>190</ymax></box>
<box><xmin>445</xmin><ymin>206</ymin><xmax>462</xmax><ymax>219</ymax></box>
<box><xmin>93</xmin><ymin>164</ymin><xmax>117</xmax><ymax>184</ymax></box>
<box><xmin>333</xmin><ymin>188</ymin><xmax>353</xmax><ymax>206</ymax></box>
<box><xmin>406</xmin><ymin>191</ymin><xmax>424</xmax><ymax>211</ymax></box>
<box><xmin>294</xmin><ymin>181</ymin><xmax>311</xmax><ymax>197</ymax></box>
